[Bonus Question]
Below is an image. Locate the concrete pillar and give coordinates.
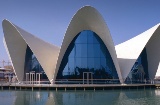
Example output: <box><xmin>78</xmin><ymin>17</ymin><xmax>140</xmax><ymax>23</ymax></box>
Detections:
<box><xmin>30</xmin><ymin>73</ymin><xmax>31</xmax><ymax>84</ymax></box>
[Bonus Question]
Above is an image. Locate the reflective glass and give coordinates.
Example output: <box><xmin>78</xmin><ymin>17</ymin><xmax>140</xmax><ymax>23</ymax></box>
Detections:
<box><xmin>81</xmin><ymin>44</ymin><xmax>87</xmax><ymax>57</ymax></box>
<box><xmin>69</xmin><ymin>47</ymin><xmax>75</xmax><ymax>58</ymax></box>
<box><xmin>68</xmin><ymin>58</ymin><xmax>74</xmax><ymax>73</ymax></box>
<box><xmin>87</xmin><ymin>44</ymin><xmax>94</xmax><ymax>57</ymax></box>
<box><xmin>94</xmin><ymin>44</ymin><xmax>100</xmax><ymax>57</ymax></box>
<box><xmin>88</xmin><ymin>31</ymin><xmax>94</xmax><ymax>43</ymax></box>
<box><xmin>24</xmin><ymin>46</ymin><xmax>49</xmax><ymax>81</ymax></box>
<box><xmin>88</xmin><ymin>58</ymin><xmax>94</xmax><ymax>69</ymax></box>
<box><xmin>56</xmin><ymin>30</ymin><xmax>119</xmax><ymax>83</ymax></box>
<box><xmin>75</xmin><ymin>44</ymin><xmax>81</xmax><ymax>57</ymax></box>
<box><xmin>125</xmin><ymin>48</ymin><xmax>149</xmax><ymax>84</ymax></box>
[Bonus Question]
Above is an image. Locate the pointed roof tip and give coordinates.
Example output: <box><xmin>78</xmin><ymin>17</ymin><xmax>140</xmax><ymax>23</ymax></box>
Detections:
<box><xmin>157</xmin><ymin>23</ymin><xmax>160</xmax><ymax>26</ymax></box>
<box><xmin>2</xmin><ymin>19</ymin><xmax>9</xmax><ymax>23</ymax></box>
<box><xmin>152</xmin><ymin>23</ymin><xmax>160</xmax><ymax>27</ymax></box>
<box><xmin>151</xmin><ymin>23</ymin><xmax>160</xmax><ymax>29</ymax></box>
<box><xmin>82</xmin><ymin>5</ymin><xmax>93</xmax><ymax>8</ymax></box>
<box><xmin>2</xmin><ymin>19</ymin><xmax>13</xmax><ymax>26</ymax></box>
<box><xmin>78</xmin><ymin>5</ymin><xmax>96</xmax><ymax>11</ymax></box>
<box><xmin>2</xmin><ymin>19</ymin><xmax>17</xmax><ymax>30</ymax></box>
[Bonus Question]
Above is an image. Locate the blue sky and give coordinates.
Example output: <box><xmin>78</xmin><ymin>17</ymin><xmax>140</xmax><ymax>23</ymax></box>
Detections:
<box><xmin>0</xmin><ymin>0</ymin><xmax>160</xmax><ymax>66</ymax></box>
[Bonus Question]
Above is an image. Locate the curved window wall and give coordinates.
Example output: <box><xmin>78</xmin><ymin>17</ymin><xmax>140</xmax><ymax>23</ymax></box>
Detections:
<box><xmin>24</xmin><ymin>46</ymin><xmax>49</xmax><ymax>82</ymax></box>
<box><xmin>56</xmin><ymin>30</ymin><xmax>119</xmax><ymax>83</ymax></box>
<box><xmin>125</xmin><ymin>48</ymin><xmax>149</xmax><ymax>83</ymax></box>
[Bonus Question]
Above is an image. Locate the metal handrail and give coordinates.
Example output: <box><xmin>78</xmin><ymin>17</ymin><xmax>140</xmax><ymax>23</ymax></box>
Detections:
<box><xmin>1</xmin><ymin>78</ymin><xmax>160</xmax><ymax>85</ymax></box>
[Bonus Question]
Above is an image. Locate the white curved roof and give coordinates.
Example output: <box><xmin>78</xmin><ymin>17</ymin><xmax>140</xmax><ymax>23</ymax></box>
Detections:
<box><xmin>2</xmin><ymin>20</ymin><xmax>60</xmax><ymax>82</ymax></box>
<box><xmin>115</xmin><ymin>23</ymin><xmax>160</xmax><ymax>80</ymax></box>
<box><xmin>54</xmin><ymin>6</ymin><xmax>123</xmax><ymax>83</ymax></box>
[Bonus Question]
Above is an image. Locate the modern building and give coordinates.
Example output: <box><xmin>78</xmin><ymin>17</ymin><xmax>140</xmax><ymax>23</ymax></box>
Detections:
<box><xmin>116</xmin><ymin>23</ymin><xmax>160</xmax><ymax>84</ymax></box>
<box><xmin>2</xmin><ymin>6</ymin><xmax>160</xmax><ymax>84</ymax></box>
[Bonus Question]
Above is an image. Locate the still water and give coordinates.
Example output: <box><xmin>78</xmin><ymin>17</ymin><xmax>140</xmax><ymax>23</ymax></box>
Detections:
<box><xmin>0</xmin><ymin>89</ymin><xmax>160</xmax><ymax>105</ymax></box>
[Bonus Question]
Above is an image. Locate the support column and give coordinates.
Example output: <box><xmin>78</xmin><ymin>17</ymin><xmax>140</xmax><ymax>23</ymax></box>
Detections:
<box><xmin>87</xmin><ymin>73</ymin><xmax>89</xmax><ymax>84</ymax></box>
<box><xmin>83</xmin><ymin>72</ymin><xmax>84</xmax><ymax>84</ymax></box>
<box><xmin>39</xmin><ymin>73</ymin><xmax>41</xmax><ymax>84</ymax></box>
<box><xmin>36</xmin><ymin>73</ymin><xmax>37</xmax><ymax>84</ymax></box>
<box><xmin>30</xmin><ymin>73</ymin><xmax>31</xmax><ymax>84</ymax></box>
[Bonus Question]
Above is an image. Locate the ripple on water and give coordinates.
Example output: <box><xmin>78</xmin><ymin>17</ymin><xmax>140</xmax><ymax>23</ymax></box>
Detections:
<box><xmin>0</xmin><ymin>89</ymin><xmax>160</xmax><ymax>105</ymax></box>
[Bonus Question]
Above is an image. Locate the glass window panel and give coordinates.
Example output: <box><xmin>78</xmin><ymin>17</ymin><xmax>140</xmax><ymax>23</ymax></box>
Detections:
<box><xmin>88</xmin><ymin>58</ymin><xmax>94</xmax><ymax>70</ymax></box>
<box><xmin>75</xmin><ymin>31</ymin><xmax>87</xmax><ymax>44</ymax></box>
<box><xmin>63</xmin><ymin>63</ymin><xmax>68</xmax><ymax>76</ymax></box>
<box><xmin>101</xmin><ymin>58</ymin><xmax>106</xmax><ymax>69</ymax></box>
<box><xmin>69</xmin><ymin>47</ymin><xmax>75</xmax><ymax>58</ymax></box>
<box><xmin>81</xmin><ymin>44</ymin><xmax>87</xmax><ymax>57</ymax></box>
<box><xmin>88</xmin><ymin>31</ymin><xmax>94</xmax><ymax>43</ymax></box>
<box><xmin>80</xmin><ymin>31</ymin><xmax>87</xmax><ymax>43</ymax></box>
<box><xmin>76</xmin><ymin>58</ymin><xmax>81</xmax><ymax>68</ymax></box>
<box><xmin>94</xmin><ymin>58</ymin><xmax>100</xmax><ymax>70</ymax></box>
<box><xmin>81</xmin><ymin>58</ymin><xmax>87</xmax><ymax>69</ymax></box>
<box><xmin>93</xmin><ymin>33</ymin><xmax>99</xmax><ymax>44</ymax></box>
<box><xmin>87</xmin><ymin>44</ymin><xmax>94</xmax><ymax>57</ymax></box>
<box><xmin>75</xmin><ymin>33</ymin><xmax>82</xmax><ymax>43</ymax></box>
<box><xmin>75</xmin><ymin>44</ymin><xmax>81</xmax><ymax>57</ymax></box>
<box><xmin>94</xmin><ymin>44</ymin><xmax>100</xmax><ymax>57</ymax></box>
<box><xmin>68</xmin><ymin>58</ymin><xmax>74</xmax><ymax>73</ymax></box>
<box><xmin>100</xmin><ymin>44</ymin><xmax>106</xmax><ymax>58</ymax></box>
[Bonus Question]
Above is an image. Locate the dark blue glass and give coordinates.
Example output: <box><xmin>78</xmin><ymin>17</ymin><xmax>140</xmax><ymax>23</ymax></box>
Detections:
<box><xmin>125</xmin><ymin>48</ymin><xmax>149</xmax><ymax>83</ymax></box>
<box><xmin>24</xmin><ymin>46</ymin><xmax>49</xmax><ymax>81</ymax></box>
<box><xmin>56</xmin><ymin>30</ymin><xmax>119</xmax><ymax>83</ymax></box>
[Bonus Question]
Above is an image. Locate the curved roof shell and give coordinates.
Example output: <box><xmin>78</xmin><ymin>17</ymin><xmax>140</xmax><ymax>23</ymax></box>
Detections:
<box><xmin>54</xmin><ymin>6</ymin><xmax>123</xmax><ymax>83</ymax></box>
<box><xmin>2</xmin><ymin>20</ymin><xmax>60</xmax><ymax>82</ymax></box>
<box><xmin>116</xmin><ymin>24</ymin><xmax>160</xmax><ymax>80</ymax></box>
<box><xmin>2</xmin><ymin>6</ymin><xmax>124</xmax><ymax>83</ymax></box>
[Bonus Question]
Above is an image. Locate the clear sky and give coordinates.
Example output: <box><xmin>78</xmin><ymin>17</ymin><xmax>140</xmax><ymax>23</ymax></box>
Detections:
<box><xmin>0</xmin><ymin>0</ymin><xmax>160</xmax><ymax>66</ymax></box>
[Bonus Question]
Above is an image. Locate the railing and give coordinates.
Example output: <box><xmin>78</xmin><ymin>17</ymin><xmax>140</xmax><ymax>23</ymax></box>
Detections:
<box><xmin>55</xmin><ymin>79</ymin><xmax>120</xmax><ymax>84</ymax></box>
<box><xmin>1</xmin><ymin>78</ymin><xmax>160</xmax><ymax>86</ymax></box>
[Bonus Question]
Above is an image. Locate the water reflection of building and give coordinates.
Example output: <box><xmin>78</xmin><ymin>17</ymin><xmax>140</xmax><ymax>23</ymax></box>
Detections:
<box><xmin>116</xmin><ymin>89</ymin><xmax>157</xmax><ymax>105</ymax></box>
<box><xmin>46</xmin><ymin>92</ymin><xmax>57</xmax><ymax>105</ymax></box>
<box><xmin>14</xmin><ymin>91</ymin><xmax>48</xmax><ymax>105</ymax></box>
<box><xmin>0</xmin><ymin>91</ymin><xmax>16</xmax><ymax>105</ymax></box>
<box><xmin>11</xmin><ymin>89</ymin><xmax>160</xmax><ymax>105</ymax></box>
<box><xmin>52</xmin><ymin>91</ymin><xmax>120</xmax><ymax>105</ymax></box>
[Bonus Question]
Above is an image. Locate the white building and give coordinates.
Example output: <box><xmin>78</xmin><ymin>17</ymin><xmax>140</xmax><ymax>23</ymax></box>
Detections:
<box><xmin>2</xmin><ymin>6</ymin><xmax>160</xmax><ymax>84</ymax></box>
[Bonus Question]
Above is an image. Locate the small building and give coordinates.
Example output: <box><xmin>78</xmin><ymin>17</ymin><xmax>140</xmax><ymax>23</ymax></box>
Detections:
<box><xmin>0</xmin><ymin>68</ymin><xmax>15</xmax><ymax>82</ymax></box>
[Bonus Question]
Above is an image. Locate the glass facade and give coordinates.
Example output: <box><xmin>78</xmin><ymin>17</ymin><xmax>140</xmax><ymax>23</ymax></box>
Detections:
<box><xmin>56</xmin><ymin>30</ymin><xmax>119</xmax><ymax>83</ymax></box>
<box><xmin>125</xmin><ymin>48</ymin><xmax>149</xmax><ymax>83</ymax></box>
<box><xmin>24</xmin><ymin>46</ymin><xmax>49</xmax><ymax>81</ymax></box>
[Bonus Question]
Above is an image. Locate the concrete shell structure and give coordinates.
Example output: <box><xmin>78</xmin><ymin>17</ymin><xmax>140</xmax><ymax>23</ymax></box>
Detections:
<box><xmin>2</xmin><ymin>20</ymin><xmax>60</xmax><ymax>82</ymax></box>
<box><xmin>2</xmin><ymin>6</ymin><xmax>123</xmax><ymax>83</ymax></box>
<box><xmin>54</xmin><ymin>6</ymin><xmax>123</xmax><ymax>83</ymax></box>
<box><xmin>3</xmin><ymin>5</ymin><xmax>160</xmax><ymax>84</ymax></box>
<box><xmin>116</xmin><ymin>24</ymin><xmax>160</xmax><ymax>81</ymax></box>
